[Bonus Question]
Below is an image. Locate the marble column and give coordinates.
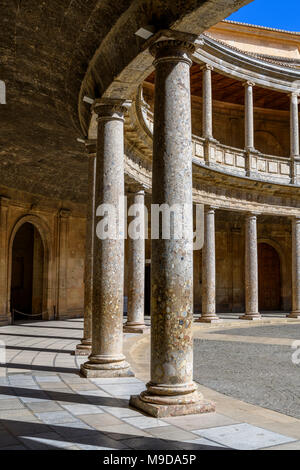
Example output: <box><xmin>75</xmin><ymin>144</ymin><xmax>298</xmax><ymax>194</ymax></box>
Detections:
<box><xmin>197</xmin><ymin>206</ymin><xmax>220</xmax><ymax>323</ymax></box>
<box><xmin>123</xmin><ymin>189</ymin><xmax>148</xmax><ymax>333</ymax></box>
<box><xmin>81</xmin><ymin>99</ymin><xmax>133</xmax><ymax>378</ymax></box>
<box><xmin>290</xmin><ymin>93</ymin><xmax>300</xmax><ymax>184</ymax></box>
<box><xmin>202</xmin><ymin>64</ymin><xmax>213</xmax><ymax>141</ymax></box>
<box><xmin>287</xmin><ymin>217</ymin><xmax>300</xmax><ymax>318</ymax></box>
<box><xmin>74</xmin><ymin>141</ymin><xmax>96</xmax><ymax>355</ymax></box>
<box><xmin>240</xmin><ymin>212</ymin><xmax>261</xmax><ymax>320</ymax></box>
<box><xmin>130</xmin><ymin>40</ymin><xmax>215</xmax><ymax>417</ymax></box>
<box><xmin>244</xmin><ymin>81</ymin><xmax>255</xmax><ymax>152</ymax></box>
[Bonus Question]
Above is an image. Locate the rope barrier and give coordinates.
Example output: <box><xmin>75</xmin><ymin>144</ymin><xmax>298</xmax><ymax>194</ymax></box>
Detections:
<box><xmin>12</xmin><ymin>309</ymin><xmax>47</xmax><ymax>318</ymax></box>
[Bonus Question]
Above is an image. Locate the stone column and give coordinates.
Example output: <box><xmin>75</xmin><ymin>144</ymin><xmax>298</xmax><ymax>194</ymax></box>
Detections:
<box><xmin>287</xmin><ymin>217</ymin><xmax>300</xmax><ymax>318</ymax></box>
<box><xmin>130</xmin><ymin>40</ymin><xmax>215</xmax><ymax>417</ymax></box>
<box><xmin>56</xmin><ymin>208</ymin><xmax>71</xmax><ymax>319</ymax></box>
<box><xmin>75</xmin><ymin>141</ymin><xmax>96</xmax><ymax>355</ymax></box>
<box><xmin>0</xmin><ymin>197</ymin><xmax>10</xmax><ymax>325</ymax></box>
<box><xmin>81</xmin><ymin>99</ymin><xmax>133</xmax><ymax>378</ymax></box>
<box><xmin>202</xmin><ymin>64</ymin><xmax>213</xmax><ymax>141</ymax></box>
<box><xmin>290</xmin><ymin>93</ymin><xmax>300</xmax><ymax>184</ymax></box>
<box><xmin>197</xmin><ymin>206</ymin><xmax>220</xmax><ymax>323</ymax></box>
<box><xmin>240</xmin><ymin>212</ymin><xmax>261</xmax><ymax>320</ymax></box>
<box><xmin>244</xmin><ymin>81</ymin><xmax>255</xmax><ymax>151</ymax></box>
<box><xmin>124</xmin><ymin>189</ymin><xmax>148</xmax><ymax>333</ymax></box>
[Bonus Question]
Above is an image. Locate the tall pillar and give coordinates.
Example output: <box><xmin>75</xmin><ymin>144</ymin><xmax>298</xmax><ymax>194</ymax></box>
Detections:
<box><xmin>124</xmin><ymin>189</ymin><xmax>148</xmax><ymax>333</ymax></box>
<box><xmin>290</xmin><ymin>93</ymin><xmax>300</xmax><ymax>184</ymax></box>
<box><xmin>244</xmin><ymin>81</ymin><xmax>255</xmax><ymax>151</ymax></box>
<box><xmin>81</xmin><ymin>98</ymin><xmax>133</xmax><ymax>378</ymax></box>
<box><xmin>197</xmin><ymin>206</ymin><xmax>220</xmax><ymax>323</ymax></box>
<box><xmin>56</xmin><ymin>208</ymin><xmax>71</xmax><ymax>319</ymax></box>
<box><xmin>0</xmin><ymin>197</ymin><xmax>10</xmax><ymax>325</ymax></box>
<box><xmin>240</xmin><ymin>212</ymin><xmax>261</xmax><ymax>320</ymax></box>
<box><xmin>287</xmin><ymin>217</ymin><xmax>300</xmax><ymax>318</ymax></box>
<box><xmin>202</xmin><ymin>64</ymin><xmax>213</xmax><ymax>141</ymax></box>
<box><xmin>130</xmin><ymin>40</ymin><xmax>215</xmax><ymax>417</ymax></box>
<box><xmin>74</xmin><ymin>141</ymin><xmax>96</xmax><ymax>355</ymax></box>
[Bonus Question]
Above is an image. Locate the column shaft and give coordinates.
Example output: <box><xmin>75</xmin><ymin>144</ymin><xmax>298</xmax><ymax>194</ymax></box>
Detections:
<box><xmin>130</xmin><ymin>40</ymin><xmax>215</xmax><ymax>417</ymax></box>
<box><xmin>290</xmin><ymin>93</ymin><xmax>299</xmax><ymax>158</ymax></box>
<box><xmin>240</xmin><ymin>213</ymin><xmax>261</xmax><ymax>320</ymax></box>
<box><xmin>288</xmin><ymin>217</ymin><xmax>300</xmax><ymax>318</ymax></box>
<box><xmin>75</xmin><ymin>145</ymin><xmax>96</xmax><ymax>355</ymax></box>
<box><xmin>202</xmin><ymin>65</ymin><xmax>213</xmax><ymax>140</ymax></box>
<box><xmin>198</xmin><ymin>207</ymin><xmax>220</xmax><ymax>323</ymax></box>
<box><xmin>81</xmin><ymin>99</ymin><xmax>133</xmax><ymax>378</ymax></box>
<box><xmin>124</xmin><ymin>190</ymin><xmax>148</xmax><ymax>333</ymax></box>
<box><xmin>244</xmin><ymin>82</ymin><xmax>255</xmax><ymax>151</ymax></box>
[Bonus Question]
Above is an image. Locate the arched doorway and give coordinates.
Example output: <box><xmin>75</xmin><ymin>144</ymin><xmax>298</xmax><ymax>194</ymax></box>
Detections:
<box><xmin>258</xmin><ymin>242</ymin><xmax>281</xmax><ymax>311</ymax></box>
<box><xmin>10</xmin><ymin>222</ymin><xmax>44</xmax><ymax>321</ymax></box>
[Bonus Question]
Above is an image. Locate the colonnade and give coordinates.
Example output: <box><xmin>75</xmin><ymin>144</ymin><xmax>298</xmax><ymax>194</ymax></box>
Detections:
<box><xmin>75</xmin><ymin>39</ymin><xmax>300</xmax><ymax>416</ymax></box>
<box><xmin>201</xmin><ymin>65</ymin><xmax>299</xmax><ymax>182</ymax></box>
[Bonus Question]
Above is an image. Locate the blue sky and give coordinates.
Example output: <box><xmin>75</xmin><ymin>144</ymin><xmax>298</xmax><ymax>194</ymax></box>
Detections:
<box><xmin>227</xmin><ymin>0</ymin><xmax>300</xmax><ymax>32</ymax></box>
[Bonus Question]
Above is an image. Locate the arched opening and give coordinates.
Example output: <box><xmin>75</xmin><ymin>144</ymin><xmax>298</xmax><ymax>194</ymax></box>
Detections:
<box><xmin>10</xmin><ymin>222</ymin><xmax>44</xmax><ymax>321</ymax></box>
<box><xmin>258</xmin><ymin>242</ymin><xmax>281</xmax><ymax>311</ymax></box>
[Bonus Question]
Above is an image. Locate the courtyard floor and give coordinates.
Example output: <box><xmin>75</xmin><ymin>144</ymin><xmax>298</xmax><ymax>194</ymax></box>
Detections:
<box><xmin>0</xmin><ymin>316</ymin><xmax>300</xmax><ymax>450</ymax></box>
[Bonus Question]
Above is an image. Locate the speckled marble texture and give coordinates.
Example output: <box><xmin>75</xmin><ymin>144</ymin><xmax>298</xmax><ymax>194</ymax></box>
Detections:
<box><xmin>124</xmin><ymin>190</ymin><xmax>148</xmax><ymax>333</ymax></box>
<box><xmin>130</xmin><ymin>40</ymin><xmax>214</xmax><ymax>416</ymax></box>
<box><xmin>81</xmin><ymin>100</ymin><xmax>133</xmax><ymax>378</ymax></box>
<box><xmin>75</xmin><ymin>147</ymin><xmax>96</xmax><ymax>355</ymax></box>
<box><xmin>240</xmin><ymin>213</ymin><xmax>261</xmax><ymax>320</ymax></box>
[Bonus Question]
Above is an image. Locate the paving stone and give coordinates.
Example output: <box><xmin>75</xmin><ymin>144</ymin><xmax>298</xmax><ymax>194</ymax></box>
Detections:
<box><xmin>35</xmin><ymin>411</ymin><xmax>79</xmax><ymax>425</ymax></box>
<box><xmin>0</xmin><ymin>399</ymin><xmax>24</xmax><ymax>410</ymax></box>
<box><xmin>147</xmin><ymin>425</ymin><xmax>199</xmax><ymax>441</ymax></box>
<box><xmin>122</xmin><ymin>436</ymin><xmax>180</xmax><ymax>450</ymax></box>
<box><xmin>26</xmin><ymin>401</ymin><xmax>64</xmax><ymax>413</ymax></box>
<box><xmin>194</xmin><ymin>423</ymin><xmax>297</xmax><ymax>450</ymax></box>
<box><xmin>163</xmin><ymin>412</ymin><xmax>240</xmax><ymax>430</ymax></box>
<box><xmin>123</xmin><ymin>416</ymin><xmax>169</xmax><ymax>430</ymax></box>
<box><xmin>180</xmin><ymin>438</ymin><xmax>228</xmax><ymax>450</ymax></box>
<box><xmin>61</xmin><ymin>403</ymin><xmax>104</xmax><ymax>416</ymax></box>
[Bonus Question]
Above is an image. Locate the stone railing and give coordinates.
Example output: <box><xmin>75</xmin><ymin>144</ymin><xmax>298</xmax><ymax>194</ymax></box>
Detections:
<box><xmin>140</xmin><ymin>98</ymin><xmax>299</xmax><ymax>186</ymax></box>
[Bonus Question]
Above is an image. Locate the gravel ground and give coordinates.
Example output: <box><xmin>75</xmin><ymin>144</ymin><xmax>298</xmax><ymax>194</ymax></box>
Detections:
<box><xmin>212</xmin><ymin>324</ymin><xmax>300</xmax><ymax>339</ymax></box>
<box><xmin>194</xmin><ymin>338</ymin><xmax>300</xmax><ymax>418</ymax></box>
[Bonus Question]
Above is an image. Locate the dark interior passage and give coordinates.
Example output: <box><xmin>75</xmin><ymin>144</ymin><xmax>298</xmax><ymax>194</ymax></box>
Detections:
<box><xmin>11</xmin><ymin>223</ymin><xmax>44</xmax><ymax>321</ymax></box>
<box><xmin>258</xmin><ymin>242</ymin><xmax>281</xmax><ymax>311</ymax></box>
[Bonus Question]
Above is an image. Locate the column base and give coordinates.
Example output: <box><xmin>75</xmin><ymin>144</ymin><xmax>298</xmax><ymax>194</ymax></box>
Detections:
<box><xmin>287</xmin><ymin>312</ymin><xmax>300</xmax><ymax>319</ymax></box>
<box><xmin>196</xmin><ymin>315</ymin><xmax>221</xmax><ymax>324</ymax></box>
<box><xmin>80</xmin><ymin>360</ymin><xmax>134</xmax><ymax>378</ymax></box>
<box><xmin>72</xmin><ymin>338</ymin><xmax>92</xmax><ymax>356</ymax></box>
<box><xmin>129</xmin><ymin>393</ymin><xmax>215</xmax><ymax>418</ymax></box>
<box><xmin>239</xmin><ymin>314</ymin><xmax>262</xmax><ymax>320</ymax></box>
<box><xmin>123</xmin><ymin>323</ymin><xmax>150</xmax><ymax>334</ymax></box>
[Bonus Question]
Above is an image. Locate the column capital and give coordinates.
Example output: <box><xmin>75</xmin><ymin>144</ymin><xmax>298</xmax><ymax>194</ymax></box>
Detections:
<box><xmin>245</xmin><ymin>211</ymin><xmax>260</xmax><ymax>218</ymax></box>
<box><xmin>92</xmin><ymin>98</ymin><xmax>131</xmax><ymax>121</ymax></box>
<box><xmin>201</xmin><ymin>63</ymin><xmax>213</xmax><ymax>71</ymax></box>
<box><xmin>204</xmin><ymin>205</ymin><xmax>218</xmax><ymax>213</ymax></box>
<box><xmin>243</xmin><ymin>80</ymin><xmax>255</xmax><ymax>88</ymax></box>
<box><xmin>0</xmin><ymin>196</ymin><xmax>10</xmax><ymax>208</ymax></box>
<box><xmin>290</xmin><ymin>91</ymin><xmax>299</xmax><ymax>99</ymax></box>
<box><xmin>58</xmin><ymin>208</ymin><xmax>71</xmax><ymax>219</ymax></box>
<box><xmin>84</xmin><ymin>139</ymin><xmax>97</xmax><ymax>157</ymax></box>
<box><xmin>149</xmin><ymin>39</ymin><xmax>195</xmax><ymax>67</ymax></box>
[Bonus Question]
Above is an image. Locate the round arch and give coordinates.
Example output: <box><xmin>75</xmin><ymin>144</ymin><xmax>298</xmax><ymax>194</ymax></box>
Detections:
<box><xmin>7</xmin><ymin>215</ymin><xmax>52</xmax><ymax>321</ymax></box>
